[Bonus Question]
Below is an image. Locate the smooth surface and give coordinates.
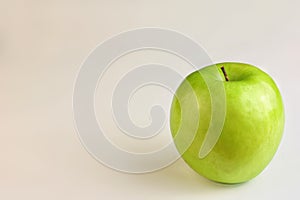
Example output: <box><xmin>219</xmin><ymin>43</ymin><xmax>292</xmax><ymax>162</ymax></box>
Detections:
<box><xmin>170</xmin><ymin>63</ymin><xmax>284</xmax><ymax>183</ymax></box>
<box><xmin>1</xmin><ymin>0</ymin><xmax>300</xmax><ymax>199</ymax></box>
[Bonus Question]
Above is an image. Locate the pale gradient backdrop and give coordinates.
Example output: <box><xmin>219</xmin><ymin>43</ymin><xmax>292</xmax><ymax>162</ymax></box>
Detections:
<box><xmin>0</xmin><ymin>0</ymin><xmax>300</xmax><ymax>199</ymax></box>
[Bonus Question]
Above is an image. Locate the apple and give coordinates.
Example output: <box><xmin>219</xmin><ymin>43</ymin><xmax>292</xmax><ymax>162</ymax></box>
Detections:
<box><xmin>170</xmin><ymin>62</ymin><xmax>285</xmax><ymax>184</ymax></box>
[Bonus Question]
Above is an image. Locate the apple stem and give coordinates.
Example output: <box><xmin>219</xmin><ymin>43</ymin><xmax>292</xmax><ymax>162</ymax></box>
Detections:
<box><xmin>221</xmin><ymin>66</ymin><xmax>229</xmax><ymax>81</ymax></box>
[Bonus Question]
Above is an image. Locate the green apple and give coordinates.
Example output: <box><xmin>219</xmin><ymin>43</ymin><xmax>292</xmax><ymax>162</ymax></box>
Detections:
<box><xmin>170</xmin><ymin>62</ymin><xmax>284</xmax><ymax>184</ymax></box>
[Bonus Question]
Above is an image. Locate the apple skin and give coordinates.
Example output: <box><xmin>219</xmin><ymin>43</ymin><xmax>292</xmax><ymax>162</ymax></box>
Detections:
<box><xmin>170</xmin><ymin>62</ymin><xmax>285</xmax><ymax>184</ymax></box>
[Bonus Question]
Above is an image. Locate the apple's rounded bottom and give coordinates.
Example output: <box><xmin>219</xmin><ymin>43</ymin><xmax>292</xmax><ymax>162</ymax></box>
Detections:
<box><xmin>209</xmin><ymin>178</ymin><xmax>250</xmax><ymax>185</ymax></box>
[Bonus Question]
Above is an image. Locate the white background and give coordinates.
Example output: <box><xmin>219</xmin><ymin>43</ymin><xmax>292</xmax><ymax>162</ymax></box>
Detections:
<box><xmin>1</xmin><ymin>0</ymin><xmax>299</xmax><ymax>199</ymax></box>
